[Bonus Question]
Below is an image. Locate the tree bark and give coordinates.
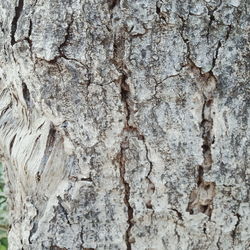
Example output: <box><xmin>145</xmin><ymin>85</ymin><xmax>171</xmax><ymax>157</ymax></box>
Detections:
<box><xmin>0</xmin><ymin>0</ymin><xmax>249</xmax><ymax>249</ymax></box>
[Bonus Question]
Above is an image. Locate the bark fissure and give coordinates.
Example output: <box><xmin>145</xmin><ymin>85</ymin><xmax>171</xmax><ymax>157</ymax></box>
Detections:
<box><xmin>9</xmin><ymin>134</ymin><xmax>16</xmax><ymax>156</ymax></box>
<box><xmin>118</xmin><ymin>139</ymin><xmax>134</xmax><ymax>250</ymax></box>
<box><xmin>171</xmin><ymin>208</ymin><xmax>183</xmax><ymax>221</ymax></box>
<box><xmin>43</xmin><ymin>14</ymin><xmax>74</xmax><ymax>64</ymax></box>
<box><xmin>206</xmin><ymin>0</ymin><xmax>222</xmax><ymax>43</ymax></box>
<box><xmin>187</xmin><ymin>66</ymin><xmax>216</xmax><ymax>217</ymax></box>
<box><xmin>22</xmin><ymin>82</ymin><xmax>31</xmax><ymax>108</ymax></box>
<box><xmin>107</xmin><ymin>0</ymin><xmax>119</xmax><ymax>11</ymax></box>
<box><xmin>231</xmin><ymin>213</ymin><xmax>241</xmax><ymax>243</ymax></box>
<box><xmin>173</xmin><ymin>223</ymin><xmax>180</xmax><ymax>243</ymax></box>
<box><xmin>120</xmin><ymin>73</ymin><xmax>131</xmax><ymax>125</ymax></box>
<box><xmin>29</xmin><ymin>222</ymin><xmax>38</xmax><ymax>244</ymax></box>
<box><xmin>111</xmin><ymin>22</ymin><xmax>137</xmax><ymax>249</ymax></box>
<box><xmin>155</xmin><ymin>3</ymin><xmax>167</xmax><ymax>23</ymax></box>
<box><xmin>211</xmin><ymin>40</ymin><xmax>222</xmax><ymax>70</ymax></box>
<box><xmin>58</xmin><ymin>14</ymin><xmax>74</xmax><ymax>57</ymax></box>
<box><xmin>25</xmin><ymin>19</ymin><xmax>33</xmax><ymax>53</ymax></box>
<box><xmin>57</xmin><ymin>196</ymin><xmax>72</xmax><ymax>227</ymax></box>
<box><xmin>142</xmin><ymin>138</ymin><xmax>155</xmax><ymax>211</ymax></box>
<box><xmin>11</xmin><ymin>0</ymin><xmax>24</xmax><ymax>45</ymax></box>
<box><xmin>39</xmin><ymin>125</ymin><xmax>56</xmax><ymax>175</ymax></box>
<box><xmin>225</xmin><ymin>25</ymin><xmax>232</xmax><ymax>41</ymax></box>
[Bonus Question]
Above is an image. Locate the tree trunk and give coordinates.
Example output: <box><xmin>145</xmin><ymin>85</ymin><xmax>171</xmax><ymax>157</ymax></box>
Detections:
<box><xmin>0</xmin><ymin>0</ymin><xmax>249</xmax><ymax>249</ymax></box>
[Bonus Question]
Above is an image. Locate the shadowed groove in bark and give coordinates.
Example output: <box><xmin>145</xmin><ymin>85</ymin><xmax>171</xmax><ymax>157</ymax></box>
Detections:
<box><xmin>206</xmin><ymin>0</ymin><xmax>222</xmax><ymax>43</ymax></box>
<box><xmin>25</xmin><ymin>19</ymin><xmax>33</xmax><ymax>52</ymax></box>
<box><xmin>120</xmin><ymin>73</ymin><xmax>131</xmax><ymax>125</ymax></box>
<box><xmin>22</xmin><ymin>82</ymin><xmax>31</xmax><ymax>108</ymax></box>
<box><xmin>143</xmin><ymin>137</ymin><xmax>155</xmax><ymax>211</ymax></box>
<box><xmin>186</xmin><ymin>64</ymin><xmax>217</xmax><ymax>217</ymax></box>
<box><xmin>50</xmin><ymin>246</ymin><xmax>68</xmax><ymax>250</ymax></box>
<box><xmin>118</xmin><ymin>139</ymin><xmax>134</xmax><ymax>250</ymax></box>
<box><xmin>58</xmin><ymin>14</ymin><xmax>74</xmax><ymax>56</ymax></box>
<box><xmin>39</xmin><ymin>124</ymin><xmax>56</xmax><ymax>175</ymax></box>
<box><xmin>43</xmin><ymin>13</ymin><xmax>74</xmax><ymax>64</ymax></box>
<box><xmin>171</xmin><ymin>208</ymin><xmax>183</xmax><ymax>221</ymax></box>
<box><xmin>111</xmin><ymin>17</ymin><xmax>136</xmax><ymax>248</ymax></box>
<box><xmin>231</xmin><ymin>212</ymin><xmax>241</xmax><ymax>243</ymax></box>
<box><xmin>57</xmin><ymin>196</ymin><xmax>72</xmax><ymax>227</ymax></box>
<box><xmin>11</xmin><ymin>0</ymin><xmax>24</xmax><ymax>45</ymax></box>
<box><xmin>107</xmin><ymin>0</ymin><xmax>120</xmax><ymax>11</ymax></box>
<box><xmin>9</xmin><ymin>134</ymin><xmax>16</xmax><ymax>156</ymax></box>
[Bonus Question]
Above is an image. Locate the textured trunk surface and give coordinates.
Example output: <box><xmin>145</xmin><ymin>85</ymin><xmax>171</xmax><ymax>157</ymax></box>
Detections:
<box><xmin>0</xmin><ymin>0</ymin><xmax>249</xmax><ymax>249</ymax></box>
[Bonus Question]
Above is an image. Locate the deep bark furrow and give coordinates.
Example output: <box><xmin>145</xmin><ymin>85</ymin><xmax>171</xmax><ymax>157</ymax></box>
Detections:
<box><xmin>118</xmin><ymin>140</ymin><xmax>134</xmax><ymax>250</ymax></box>
<box><xmin>9</xmin><ymin>134</ymin><xmax>16</xmax><ymax>156</ymax></box>
<box><xmin>231</xmin><ymin>213</ymin><xmax>241</xmax><ymax>243</ymax></box>
<box><xmin>187</xmin><ymin>66</ymin><xmax>216</xmax><ymax>217</ymax></box>
<box><xmin>39</xmin><ymin>125</ymin><xmax>56</xmax><ymax>175</ymax></box>
<box><xmin>58</xmin><ymin>14</ymin><xmax>74</xmax><ymax>56</ymax></box>
<box><xmin>11</xmin><ymin>0</ymin><xmax>24</xmax><ymax>45</ymax></box>
<box><xmin>22</xmin><ymin>82</ymin><xmax>31</xmax><ymax>108</ymax></box>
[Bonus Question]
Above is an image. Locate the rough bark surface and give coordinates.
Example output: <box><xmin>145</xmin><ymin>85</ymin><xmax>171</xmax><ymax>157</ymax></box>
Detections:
<box><xmin>0</xmin><ymin>0</ymin><xmax>249</xmax><ymax>249</ymax></box>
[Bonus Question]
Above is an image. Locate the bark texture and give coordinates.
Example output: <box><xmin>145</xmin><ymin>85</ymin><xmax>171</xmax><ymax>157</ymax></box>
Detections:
<box><xmin>0</xmin><ymin>0</ymin><xmax>249</xmax><ymax>249</ymax></box>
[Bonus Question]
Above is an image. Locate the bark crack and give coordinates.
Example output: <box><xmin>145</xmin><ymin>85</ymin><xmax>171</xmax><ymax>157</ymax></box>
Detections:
<box><xmin>44</xmin><ymin>14</ymin><xmax>74</xmax><ymax>64</ymax></box>
<box><xmin>22</xmin><ymin>82</ymin><xmax>31</xmax><ymax>108</ymax></box>
<box><xmin>211</xmin><ymin>40</ymin><xmax>222</xmax><ymax>71</ymax></box>
<box><xmin>111</xmin><ymin>9</ymin><xmax>156</xmax><ymax>247</ymax></box>
<box><xmin>11</xmin><ymin>0</ymin><xmax>24</xmax><ymax>46</ymax></box>
<box><xmin>118</xmin><ymin>139</ymin><xmax>134</xmax><ymax>250</ymax></box>
<box><xmin>143</xmin><ymin>138</ymin><xmax>155</xmax><ymax>211</ymax></box>
<box><xmin>25</xmin><ymin>19</ymin><xmax>33</xmax><ymax>54</ymax></box>
<box><xmin>231</xmin><ymin>212</ymin><xmax>241</xmax><ymax>243</ymax></box>
<box><xmin>186</xmin><ymin>65</ymin><xmax>216</xmax><ymax>217</ymax></box>
<box><xmin>155</xmin><ymin>2</ymin><xmax>167</xmax><ymax>23</ymax></box>
<box><xmin>205</xmin><ymin>0</ymin><xmax>222</xmax><ymax>43</ymax></box>
<box><xmin>216</xmin><ymin>231</ymin><xmax>222</xmax><ymax>250</ymax></box>
<box><xmin>9</xmin><ymin>134</ymin><xmax>16</xmax><ymax>156</ymax></box>
<box><xmin>39</xmin><ymin>124</ymin><xmax>56</xmax><ymax>175</ymax></box>
<box><xmin>171</xmin><ymin>208</ymin><xmax>183</xmax><ymax>221</ymax></box>
<box><xmin>178</xmin><ymin>12</ymin><xmax>219</xmax><ymax>217</ymax></box>
<box><xmin>107</xmin><ymin>0</ymin><xmax>120</xmax><ymax>11</ymax></box>
<box><xmin>57</xmin><ymin>196</ymin><xmax>72</xmax><ymax>227</ymax></box>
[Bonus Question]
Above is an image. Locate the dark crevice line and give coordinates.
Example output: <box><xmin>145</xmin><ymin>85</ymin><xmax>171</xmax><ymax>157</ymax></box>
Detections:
<box><xmin>231</xmin><ymin>213</ymin><xmax>241</xmax><ymax>243</ymax></box>
<box><xmin>211</xmin><ymin>40</ymin><xmax>222</xmax><ymax>70</ymax></box>
<box><xmin>9</xmin><ymin>134</ymin><xmax>17</xmax><ymax>155</ymax></box>
<box><xmin>203</xmin><ymin>222</ymin><xmax>207</xmax><ymax>235</ymax></box>
<box><xmin>24</xmin><ymin>19</ymin><xmax>33</xmax><ymax>53</ymax></box>
<box><xmin>206</xmin><ymin>0</ymin><xmax>222</xmax><ymax>43</ymax></box>
<box><xmin>57</xmin><ymin>196</ymin><xmax>71</xmax><ymax>227</ymax></box>
<box><xmin>120</xmin><ymin>73</ymin><xmax>130</xmax><ymax>126</ymax></box>
<box><xmin>58</xmin><ymin>14</ymin><xmax>74</xmax><ymax>56</ymax></box>
<box><xmin>45</xmin><ymin>14</ymin><xmax>74</xmax><ymax>64</ymax></box>
<box><xmin>22</xmin><ymin>82</ymin><xmax>31</xmax><ymax>108</ymax></box>
<box><xmin>118</xmin><ymin>140</ymin><xmax>134</xmax><ymax>250</ymax></box>
<box><xmin>184</xmin><ymin>55</ymin><xmax>217</xmax><ymax>218</ymax></box>
<box><xmin>11</xmin><ymin>0</ymin><xmax>24</xmax><ymax>46</ymax></box>
<box><xmin>225</xmin><ymin>25</ymin><xmax>232</xmax><ymax>41</ymax></box>
<box><xmin>39</xmin><ymin>124</ymin><xmax>56</xmax><ymax>175</ymax></box>
<box><xmin>171</xmin><ymin>208</ymin><xmax>183</xmax><ymax>221</ymax></box>
<box><xmin>143</xmin><ymin>139</ymin><xmax>155</xmax><ymax>203</ymax></box>
<box><xmin>174</xmin><ymin>223</ymin><xmax>180</xmax><ymax>243</ymax></box>
<box><xmin>107</xmin><ymin>0</ymin><xmax>120</xmax><ymax>11</ymax></box>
